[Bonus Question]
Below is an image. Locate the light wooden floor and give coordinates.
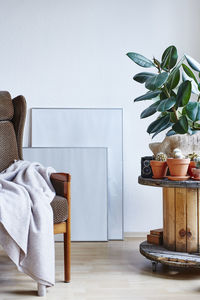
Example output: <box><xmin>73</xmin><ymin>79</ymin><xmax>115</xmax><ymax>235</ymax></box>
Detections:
<box><xmin>1</xmin><ymin>238</ymin><xmax>200</xmax><ymax>299</ymax></box>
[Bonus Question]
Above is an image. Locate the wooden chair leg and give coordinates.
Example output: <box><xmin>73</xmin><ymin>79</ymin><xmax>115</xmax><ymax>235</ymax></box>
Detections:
<box><xmin>64</xmin><ymin>219</ymin><xmax>71</xmax><ymax>282</ymax></box>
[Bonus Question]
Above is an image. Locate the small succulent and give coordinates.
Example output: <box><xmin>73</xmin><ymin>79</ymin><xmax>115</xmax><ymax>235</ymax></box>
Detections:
<box><xmin>155</xmin><ymin>152</ymin><xmax>167</xmax><ymax>161</ymax></box>
<box><xmin>173</xmin><ymin>148</ymin><xmax>185</xmax><ymax>159</ymax></box>
<box><xmin>187</xmin><ymin>152</ymin><xmax>200</xmax><ymax>161</ymax></box>
<box><xmin>194</xmin><ymin>157</ymin><xmax>200</xmax><ymax>169</ymax></box>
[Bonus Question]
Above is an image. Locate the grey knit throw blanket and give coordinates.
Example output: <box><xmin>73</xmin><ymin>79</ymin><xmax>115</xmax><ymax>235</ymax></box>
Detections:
<box><xmin>0</xmin><ymin>160</ymin><xmax>55</xmax><ymax>286</ymax></box>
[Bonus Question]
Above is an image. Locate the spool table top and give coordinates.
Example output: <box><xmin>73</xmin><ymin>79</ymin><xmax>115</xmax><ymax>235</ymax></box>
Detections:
<box><xmin>138</xmin><ymin>176</ymin><xmax>200</xmax><ymax>189</ymax></box>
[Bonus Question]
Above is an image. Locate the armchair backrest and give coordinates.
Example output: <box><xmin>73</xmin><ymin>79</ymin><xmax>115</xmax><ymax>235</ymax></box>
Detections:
<box><xmin>0</xmin><ymin>91</ymin><xmax>26</xmax><ymax>172</ymax></box>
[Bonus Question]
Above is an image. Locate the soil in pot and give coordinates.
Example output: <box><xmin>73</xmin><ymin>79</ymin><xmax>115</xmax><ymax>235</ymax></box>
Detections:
<box><xmin>150</xmin><ymin>161</ymin><xmax>167</xmax><ymax>179</ymax></box>
<box><xmin>167</xmin><ymin>158</ymin><xmax>190</xmax><ymax>177</ymax></box>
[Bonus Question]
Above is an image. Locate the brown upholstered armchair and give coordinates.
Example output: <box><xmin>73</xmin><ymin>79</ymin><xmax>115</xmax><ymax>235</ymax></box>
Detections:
<box><xmin>0</xmin><ymin>91</ymin><xmax>71</xmax><ymax>295</ymax></box>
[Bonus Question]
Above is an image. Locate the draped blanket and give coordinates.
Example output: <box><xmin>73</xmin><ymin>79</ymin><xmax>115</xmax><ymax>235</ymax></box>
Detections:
<box><xmin>0</xmin><ymin>160</ymin><xmax>55</xmax><ymax>286</ymax></box>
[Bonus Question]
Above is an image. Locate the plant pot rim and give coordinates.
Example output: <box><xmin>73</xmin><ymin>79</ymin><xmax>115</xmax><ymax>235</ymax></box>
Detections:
<box><xmin>167</xmin><ymin>158</ymin><xmax>190</xmax><ymax>163</ymax></box>
<box><xmin>150</xmin><ymin>160</ymin><xmax>166</xmax><ymax>165</ymax></box>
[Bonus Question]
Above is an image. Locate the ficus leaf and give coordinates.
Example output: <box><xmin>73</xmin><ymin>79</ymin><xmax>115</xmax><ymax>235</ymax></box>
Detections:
<box><xmin>185</xmin><ymin>54</ymin><xmax>200</xmax><ymax>72</ymax></box>
<box><xmin>185</xmin><ymin>102</ymin><xmax>200</xmax><ymax>122</ymax></box>
<box><xmin>145</xmin><ymin>72</ymin><xmax>168</xmax><ymax>91</ymax></box>
<box><xmin>166</xmin><ymin>69</ymin><xmax>180</xmax><ymax>90</ymax></box>
<box><xmin>156</xmin><ymin>96</ymin><xmax>176</xmax><ymax>112</ymax></box>
<box><xmin>134</xmin><ymin>90</ymin><xmax>161</xmax><ymax>102</ymax></box>
<box><xmin>140</xmin><ymin>100</ymin><xmax>162</xmax><ymax>118</ymax></box>
<box><xmin>133</xmin><ymin>72</ymin><xmax>155</xmax><ymax>83</ymax></box>
<box><xmin>147</xmin><ymin>114</ymin><xmax>170</xmax><ymax>134</ymax></box>
<box><xmin>182</xmin><ymin>69</ymin><xmax>199</xmax><ymax>95</ymax></box>
<box><xmin>176</xmin><ymin>80</ymin><xmax>191</xmax><ymax>107</ymax></box>
<box><xmin>170</xmin><ymin>112</ymin><xmax>178</xmax><ymax>123</ymax></box>
<box><xmin>166</xmin><ymin>129</ymin><xmax>176</xmax><ymax>136</ymax></box>
<box><xmin>161</xmin><ymin>46</ymin><xmax>178</xmax><ymax>70</ymax></box>
<box><xmin>172</xmin><ymin>116</ymin><xmax>188</xmax><ymax>134</ymax></box>
<box><xmin>126</xmin><ymin>52</ymin><xmax>154</xmax><ymax>68</ymax></box>
<box><xmin>182</xmin><ymin>63</ymin><xmax>198</xmax><ymax>84</ymax></box>
<box><xmin>152</xmin><ymin>122</ymin><xmax>172</xmax><ymax>138</ymax></box>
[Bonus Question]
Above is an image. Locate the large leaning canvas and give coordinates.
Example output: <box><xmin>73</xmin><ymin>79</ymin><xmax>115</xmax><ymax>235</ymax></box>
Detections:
<box><xmin>23</xmin><ymin>147</ymin><xmax>108</xmax><ymax>241</ymax></box>
<box><xmin>32</xmin><ymin>108</ymin><xmax>123</xmax><ymax>240</ymax></box>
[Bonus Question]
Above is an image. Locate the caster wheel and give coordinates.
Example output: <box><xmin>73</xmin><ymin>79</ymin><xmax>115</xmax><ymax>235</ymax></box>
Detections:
<box><xmin>152</xmin><ymin>261</ymin><xmax>158</xmax><ymax>272</ymax></box>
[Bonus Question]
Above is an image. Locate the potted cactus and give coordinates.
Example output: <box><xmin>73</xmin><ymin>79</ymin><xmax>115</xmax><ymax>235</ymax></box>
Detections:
<box><xmin>167</xmin><ymin>149</ymin><xmax>190</xmax><ymax>177</ymax></box>
<box><xmin>191</xmin><ymin>157</ymin><xmax>200</xmax><ymax>179</ymax></box>
<box><xmin>150</xmin><ymin>152</ymin><xmax>168</xmax><ymax>179</ymax></box>
<box><xmin>187</xmin><ymin>152</ymin><xmax>199</xmax><ymax>176</ymax></box>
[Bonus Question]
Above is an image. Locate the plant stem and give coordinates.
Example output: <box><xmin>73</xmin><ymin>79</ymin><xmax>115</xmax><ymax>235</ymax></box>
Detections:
<box><xmin>163</xmin><ymin>84</ymin><xmax>179</xmax><ymax>121</ymax></box>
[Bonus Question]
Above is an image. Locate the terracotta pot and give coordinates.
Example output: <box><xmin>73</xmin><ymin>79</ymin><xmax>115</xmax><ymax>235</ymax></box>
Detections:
<box><xmin>150</xmin><ymin>160</ymin><xmax>168</xmax><ymax>179</ymax></box>
<box><xmin>188</xmin><ymin>161</ymin><xmax>196</xmax><ymax>176</ymax></box>
<box><xmin>191</xmin><ymin>168</ymin><xmax>200</xmax><ymax>179</ymax></box>
<box><xmin>167</xmin><ymin>158</ymin><xmax>190</xmax><ymax>176</ymax></box>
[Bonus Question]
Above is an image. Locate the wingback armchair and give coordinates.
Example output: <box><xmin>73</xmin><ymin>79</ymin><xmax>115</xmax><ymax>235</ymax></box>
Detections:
<box><xmin>0</xmin><ymin>91</ymin><xmax>71</xmax><ymax>296</ymax></box>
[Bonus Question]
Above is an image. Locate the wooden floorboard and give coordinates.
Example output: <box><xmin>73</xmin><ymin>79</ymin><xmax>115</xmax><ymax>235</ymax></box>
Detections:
<box><xmin>1</xmin><ymin>238</ymin><xmax>200</xmax><ymax>299</ymax></box>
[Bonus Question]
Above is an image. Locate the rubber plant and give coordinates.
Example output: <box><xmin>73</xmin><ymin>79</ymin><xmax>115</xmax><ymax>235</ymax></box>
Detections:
<box><xmin>127</xmin><ymin>46</ymin><xmax>200</xmax><ymax>138</ymax></box>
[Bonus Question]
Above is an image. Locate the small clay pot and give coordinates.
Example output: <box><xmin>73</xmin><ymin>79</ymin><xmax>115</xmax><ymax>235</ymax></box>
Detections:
<box><xmin>150</xmin><ymin>160</ymin><xmax>168</xmax><ymax>179</ymax></box>
<box><xmin>167</xmin><ymin>158</ymin><xmax>190</xmax><ymax>176</ymax></box>
<box><xmin>191</xmin><ymin>168</ymin><xmax>200</xmax><ymax>179</ymax></box>
<box><xmin>188</xmin><ymin>161</ymin><xmax>196</xmax><ymax>176</ymax></box>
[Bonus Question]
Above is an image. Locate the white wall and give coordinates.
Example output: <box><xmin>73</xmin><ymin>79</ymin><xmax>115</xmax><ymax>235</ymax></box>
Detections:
<box><xmin>0</xmin><ymin>0</ymin><xmax>200</xmax><ymax>232</ymax></box>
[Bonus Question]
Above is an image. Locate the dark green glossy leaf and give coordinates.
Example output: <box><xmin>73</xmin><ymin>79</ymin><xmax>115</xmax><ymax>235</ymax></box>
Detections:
<box><xmin>185</xmin><ymin>54</ymin><xmax>200</xmax><ymax>72</ymax></box>
<box><xmin>182</xmin><ymin>107</ymin><xmax>187</xmax><ymax>115</ymax></box>
<box><xmin>152</xmin><ymin>122</ymin><xmax>172</xmax><ymax>138</ymax></box>
<box><xmin>147</xmin><ymin>114</ymin><xmax>170</xmax><ymax>134</ymax></box>
<box><xmin>166</xmin><ymin>129</ymin><xmax>176</xmax><ymax>136</ymax></box>
<box><xmin>176</xmin><ymin>80</ymin><xmax>192</xmax><ymax>107</ymax></box>
<box><xmin>166</xmin><ymin>69</ymin><xmax>180</xmax><ymax>90</ymax></box>
<box><xmin>170</xmin><ymin>56</ymin><xmax>185</xmax><ymax>78</ymax></box>
<box><xmin>172</xmin><ymin>116</ymin><xmax>188</xmax><ymax>134</ymax></box>
<box><xmin>134</xmin><ymin>90</ymin><xmax>161</xmax><ymax>102</ymax></box>
<box><xmin>126</xmin><ymin>52</ymin><xmax>154</xmax><ymax>68</ymax></box>
<box><xmin>182</xmin><ymin>71</ymin><xmax>199</xmax><ymax>95</ymax></box>
<box><xmin>160</xmin><ymin>91</ymin><xmax>168</xmax><ymax>100</ymax></box>
<box><xmin>140</xmin><ymin>100</ymin><xmax>161</xmax><ymax>118</ymax></box>
<box><xmin>133</xmin><ymin>72</ymin><xmax>155</xmax><ymax>83</ymax></box>
<box><xmin>145</xmin><ymin>72</ymin><xmax>168</xmax><ymax>91</ymax></box>
<box><xmin>186</xmin><ymin>102</ymin><xmax>200</xmax><ymax>121</ymax></box>
<box><xmin>156</xmin><ymin>96</ymin><xmax>176</xmax><ymax>112</ymax></box>
<box><xmin>170</xmin><ymin>90</ymin><xmax>177</xmax><ymax>97</ymax></box>
<box><xmin>198</xmin><ymin>83</ymin><xmax>200</xmax><ymax>91</ymax></box>
<box><xmin>170</xmin><ymin>112</ymin><xmax>177</xmax><ymax>123</ymax></box>
<box><xmin>161</xmin><ymin>46</ymin><xmax>178</xmax><ymax>70</ymax></box>
<box><xmin>182</xmin><ymin>64</ymin><xmax>198</xmax><ymax>84</ymax></box>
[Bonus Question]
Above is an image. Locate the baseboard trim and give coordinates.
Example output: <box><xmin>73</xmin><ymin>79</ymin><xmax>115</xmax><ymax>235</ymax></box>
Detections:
<box><xmin>124</xmin><ymin>232</ymin><xmax>148</xmax><ymax>238</ymax></box>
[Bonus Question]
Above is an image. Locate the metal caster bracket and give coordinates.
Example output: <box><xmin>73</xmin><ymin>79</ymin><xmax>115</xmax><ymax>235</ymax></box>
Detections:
<box><xmin>152</xmin><ymin>261</ymin><xmax>158</xmax><ymax>272</ymax></box>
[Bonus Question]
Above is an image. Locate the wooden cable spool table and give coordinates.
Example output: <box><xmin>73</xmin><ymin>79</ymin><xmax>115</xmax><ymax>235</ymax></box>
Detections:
<box><xmin>138</xmin><ymin>176</ymin><xmax>200</xmax><ymax>271</ymax></box>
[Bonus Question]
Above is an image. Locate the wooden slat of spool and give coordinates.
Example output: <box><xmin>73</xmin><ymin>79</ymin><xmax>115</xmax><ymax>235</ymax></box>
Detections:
<box><xmin>186</xmin><ymin>188</ymin><xmax>198</xmax><ymax>253</ymax></box>
<box><xmin>163</xmin><ymin>188</ymin><xmax>176</xmax><ymax>251</ymax></box>
<box><xmin>198</xmin><ymin>189</ymin><xmax>200</xmax><ymax>253</ymax></box>
<box><xmin>176</xmin><ymin>188</ymin><xmax>187</xmax><ymax>252</ymax></box>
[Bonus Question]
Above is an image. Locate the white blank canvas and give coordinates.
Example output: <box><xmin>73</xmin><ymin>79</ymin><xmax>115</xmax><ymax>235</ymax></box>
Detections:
<box><xmin>32</xmin><ymin>108</ymin><xmax>123</xmax><ymax>240</ymax></box>
<box><xmin>23</xmin><ymin>147</ymin><xmax>108</xmax><ymax>241</ymax></box>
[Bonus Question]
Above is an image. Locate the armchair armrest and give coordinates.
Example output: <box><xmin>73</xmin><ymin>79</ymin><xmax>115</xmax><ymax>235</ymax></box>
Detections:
<box><xmin>50</xmin><ymin>173</ymin><xmax>71</xmax><ymax>199</ymax></box>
